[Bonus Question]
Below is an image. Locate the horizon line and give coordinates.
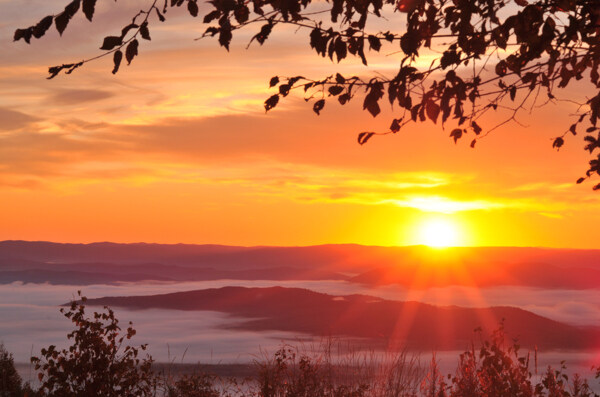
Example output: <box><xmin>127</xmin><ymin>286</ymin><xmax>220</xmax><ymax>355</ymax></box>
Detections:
<box><xmin>0</xmin><ymin>239</ymin><xmax>596</xmax><ymax>251</ymax></box>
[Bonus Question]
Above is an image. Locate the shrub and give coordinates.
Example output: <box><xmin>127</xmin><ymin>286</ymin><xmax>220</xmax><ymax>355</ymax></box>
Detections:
<box><xmin>0</xmin><ymin>343</ymin><xmax>23</xmax><ymax>396</ymax></box>
<box><xmin>166</xmin><ymin>372</ymin><xmax>220</xmax><ymax>397</ymax></box>
<box><xmin>31</xmin><ymin>292</ymin><xmax>156</xmax><ymax>397</ymax></box>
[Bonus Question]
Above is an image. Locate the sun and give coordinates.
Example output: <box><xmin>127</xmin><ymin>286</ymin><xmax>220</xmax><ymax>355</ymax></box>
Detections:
<box><xmin>418</xmin><ymin>218</ymin><xmax>461</xmax><ymax>248</ymax></box>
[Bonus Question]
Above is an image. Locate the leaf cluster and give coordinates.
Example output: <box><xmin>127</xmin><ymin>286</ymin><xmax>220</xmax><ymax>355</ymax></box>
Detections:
<box><xmin>13</xmin><ymin>0</ymin><xmax>600</xmax><ymax>188</ymax></box>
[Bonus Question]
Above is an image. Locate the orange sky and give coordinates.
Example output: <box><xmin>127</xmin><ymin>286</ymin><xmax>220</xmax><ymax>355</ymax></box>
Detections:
<box><xmin>1</xmin><ymin>0</ymin><xmax>599</xmax><ymax>248</ymax></box>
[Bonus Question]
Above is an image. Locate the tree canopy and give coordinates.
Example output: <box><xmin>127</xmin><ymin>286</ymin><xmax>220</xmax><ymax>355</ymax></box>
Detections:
<box><xmin>13</xmin><ymin>0</ymin><xmax>600</xmax><ymax>188</ymax></box>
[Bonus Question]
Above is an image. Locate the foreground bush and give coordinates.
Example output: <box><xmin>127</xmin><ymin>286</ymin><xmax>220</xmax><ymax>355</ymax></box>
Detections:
<box><xmin>30</xmin><ymin>292</ymin><xmax>156</xmax><ymax>397</ymax></box>
<box><xmin>0</xmin><ymin>343</ymin><xmax>23</xmax><ymax>396</ymax></box>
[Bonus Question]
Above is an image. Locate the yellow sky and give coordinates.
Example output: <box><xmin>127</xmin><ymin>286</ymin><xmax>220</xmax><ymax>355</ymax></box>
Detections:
<box><xmin>1</xmin><ymin>0</ymin><xmax>599</xmax><ymax>248</ymax></box>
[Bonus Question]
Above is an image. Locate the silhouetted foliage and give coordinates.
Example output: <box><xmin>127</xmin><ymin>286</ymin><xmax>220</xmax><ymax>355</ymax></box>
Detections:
<box><xmin>0</xmin><ymin>343</ymin><xmax>23</xmax><ymax>396</ymax></box>
<box><xmin>30</xmin><ymin>292</ymin><xmax>156</xmax><ymax>397</ymax></box>
<box><xmin>166</xmin><ymin>372</ymin><xmax>220</xmax><ymax>397</ymax></box>
<box><xmin>13</xmin><ymin>0</ymin><xmax>600</xmax><ymax>187</ymax></box>
<box><xmin>2</xmin><ymin>301</ymin><xmax>597</xmax><ymax>397</ymax></box>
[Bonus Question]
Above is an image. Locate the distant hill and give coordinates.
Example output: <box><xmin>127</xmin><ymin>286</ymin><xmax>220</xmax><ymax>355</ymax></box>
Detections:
<box><xmin>2</xmin><ymin>241</ymin><xmax>600</xmax><ymax>288</ymax></box>
<box><xmin>82</xmin><ymin>286</ymin><xmax>600</xmax><ymax>351</ymax></box>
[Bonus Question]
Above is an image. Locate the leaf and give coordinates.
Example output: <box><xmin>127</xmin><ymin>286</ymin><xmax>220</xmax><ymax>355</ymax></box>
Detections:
<box><xmin>358</xmin><ymin>132</ymin><xmax>375</xmax><ymax>145</ymax></box>
<box><xmin>112</xmin><ymin>50</ymin><xmax>123</xmax><ymax>74</ymax></box>
<box><xmin>252</xmin><ymin>23</ymin><xmax>272</xmax><ymax>45</ymax></box>
<box><xmin>328</xmin><ymin>86</ymin><xmax>344</xmax><ymax>96</ymax></box>
<box><xmin>155</xmin><ymin>8</ymin><xmax>166</xmax><ymax>21</ymax></box>
<box><xmin>569</xmin><ymin>124</ymin><xmax>577</xmax><ymax>135</ymax></box>
<box><xmin>363</xmin><ymin>82</ymin><xmax>384</xmax><ymax>117</ymax></box>
<box><xmin>125</xmin><ymin>39</ymin><xmax>139</xmax><ymax>65</ymax></box>
<box><xmin>140</xmin><ymin>22</ymin><xmax>151</xmax><ymax>40</ymax></box>
<box><xmin>82</xmin><ymin>0</ymin><xmax>97</xmax><ymax>21</ymax></box>
<box><xmin>400</xmin><ymin>31</ymin><xmax>419</xmax><ymax>57</ymax></box>
<box><xmin>472</xmin><ymin>121</ymin><xmax>482</xmax><ymax>135</ymax></box>
<box><xmin>552</xmin><ymin>137</ymin><xmax>564</xmax><ymax>150</ymax></box>
<box><xmin>313</xmin><ymin>99</ymin><xmax>325</xmax><ymax>115</ymax></box>
<box><xmin>576</xmin><ymin>177</ymin><xmax>585</xmax><ymax>184</ymax></box>
<box><xmin>187</xmin><ymin>0</ymin><xmax>199</xmax><ymax>17</ymax></box>
<box><xmin>32</xmin><ymin>16</ymin><xmax>53</xmax><ymax>39</ymax></box>
<box><xmin>55</xmin><ymin>0</ymin><xmax>80</xmax><ymax>36</ymax></box>
<box><xmin>234</xmin><ymin>5</ymin><xmax>249</xmax><ymax>23</ymax></box>
<box><xmin>335</xmin><ymin>73</ymin><xmax>345</xmax><ymax>84</ymax></box>
<box><xmin>470</xmin><ymin>139</ymin><xmax>477</xmax><ymax>148</ymax></box>
<box><xmin>426</xmin><ymin>101</ymin><xmax>440</xmax><ymax>124</ymax></box>
<box><xmin>594</xmin><ymin>183</ymin><xmax>600</xmax><ymax>191</ymax></box>
<box><xmin>509</xmin><ymin>86</ymin><xmax>517</xmax><ymax>101</ymax></box>
<box><xmin>121</xmin><ymin>23</ymin><xmax>139</xmax><ymax>38</ymax></box>
<box><xmin>338</xmin><ymin>93</ymin><xmax>350</xmax><ymax>105</ymax></box>
<box><xmin>269</xmin><ymin>76</ymin><xmax>279</xmax><ymax>88</ymax></box>
<box><xmin>390</xmin><ymin>118</ymin><xmax>401</xmax><ymax>133</ymax></box>
<box><xmin>397</xmin><ymin>0</ymin><xmax>417</xmax><ymax>13</ymax></box>
<box><xmin>440</xmin><ymin>50</ymin><xmax>460</xmax><ymax>69</ymax></box>
<box><xmin>514</xmin><ymin>0</ymin><xmax>528</xmax><ymax>6</ymax></box>
<box><xmin>450</xmin><ymin>128</ymin><xmax>462</xmax><ymax>143</ymax></box>
<box><xmin>203</xmin><ymin>10</ymin><xmax>220</xmax><ymax>23</ymax></box>
<box><xmin>219</xmin><ymin>24</ymin><xmax>233</xmax><ymax>50</ymax></box>
<box><xmin>278</xmin><ymin>84</ymin><xmax>291</xmax><ymax>96</ymax></box>
<box><xmin>264</xmin><ymin>95</ymin><xmax>279</xmax><ymax>111</ymax></box>
<box><xmin>495</xmin><ymin>60</ymin><xmax>507</xmax><ymax>76</ymax></box>
<box><xmin>367</xmin><ymin>35</ymin><xmax>381</xmax><ymax>51</ymax></box>
<box><xmin>100</xmin><ymin>36</ymin><xmax>122</xmax><ymax>50</ymax></box>
<box><xmin>14</xmin><ymin>28</ymin><xmax>33</xmax><ymax>43</ymax></box>
<box><xmin>334</xmin><ymin>37</ymin><xmax>347</xmax><ymax>63</ymax></box>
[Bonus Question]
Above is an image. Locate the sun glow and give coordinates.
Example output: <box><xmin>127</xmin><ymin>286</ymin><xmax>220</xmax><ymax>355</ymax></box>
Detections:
<box><xmin>418</xmin><ymin>218</ymin><xmax>461</xmax><ymax>248</ymax></box>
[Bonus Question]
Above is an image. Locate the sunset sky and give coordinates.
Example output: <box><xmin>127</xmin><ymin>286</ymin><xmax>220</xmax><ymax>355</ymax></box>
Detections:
<box><xmin>1</xmin><ymin>0</ymin><xmax>600</xmax><ymax>248</ymax></box>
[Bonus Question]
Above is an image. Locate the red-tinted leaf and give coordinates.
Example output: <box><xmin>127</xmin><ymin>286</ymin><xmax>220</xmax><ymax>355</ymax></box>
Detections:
<box><xmin>495</xmin><ymin>60</ymin><xmax>507</xmax><ymax>77</ymax></box>
<box><xmin>269</xmin><ymin>76</ymin><xmax>279</xmax><ymax>88</ymax></box>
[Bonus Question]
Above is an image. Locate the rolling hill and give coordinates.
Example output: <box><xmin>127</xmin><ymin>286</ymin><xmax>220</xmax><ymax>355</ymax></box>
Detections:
<box><xmin>82</xmin><ymin>286</ymin><xmax>600</xmax><ymax>351</ymax></box>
